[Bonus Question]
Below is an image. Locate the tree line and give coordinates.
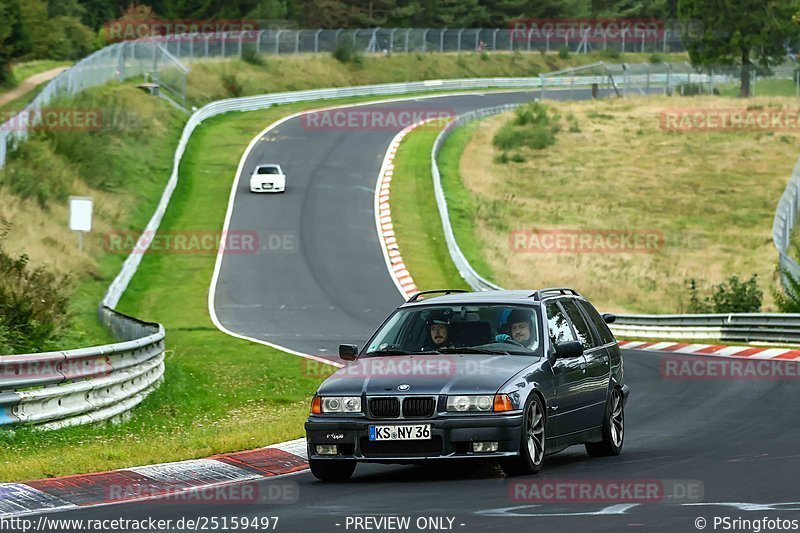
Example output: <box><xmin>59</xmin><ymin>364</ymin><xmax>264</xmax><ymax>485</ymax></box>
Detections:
<box><xmin>1</xmin><ymin>0</ymin><xmax>800</xmax><ymax>94</ymax></box>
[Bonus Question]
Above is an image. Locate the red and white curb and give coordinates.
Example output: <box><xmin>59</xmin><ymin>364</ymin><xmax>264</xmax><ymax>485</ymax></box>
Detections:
<box><xmin>618</xmin><ymin>340</ymin><xmax>800</xmax><ymax>360</ymax></box>
<box><xmin>0</xmin><ymin>439</ymin><xmax>309</xmax><ymax>518</ymax></box>
<box><xmin>375</xmin><ymin>119</ymin><xmax>442</xmax><ymax>300</ymax></box>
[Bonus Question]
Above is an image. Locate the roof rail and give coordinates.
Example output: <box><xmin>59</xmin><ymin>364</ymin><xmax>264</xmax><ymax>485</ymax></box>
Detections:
<box><xmin>529</xmin><ymin>287</ymin><xmax>582</xmax><ymax>301</ymax></box>
<box><xmin>406</xmin><ymin>289</ymin><xmax>469</xmax><ymax>303</ymax></box>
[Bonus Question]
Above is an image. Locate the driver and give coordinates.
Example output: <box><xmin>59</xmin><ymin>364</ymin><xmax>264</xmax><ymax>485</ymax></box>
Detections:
<box><xmin>423</xmin><ymin>310</ymin><xmax>452</xmax><ymax>350</ymax></box>
<box><xmin>496</xmin><ymin>308</ymin><xmax>535</xmax><ymax>349</ymax></box>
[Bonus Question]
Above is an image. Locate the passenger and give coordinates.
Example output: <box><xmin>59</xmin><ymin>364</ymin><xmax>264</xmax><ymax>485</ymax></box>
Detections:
<box><xmin>496</xmin><ymin>308</ymin><xmax>535</xmax><ymax>349</ymax></box>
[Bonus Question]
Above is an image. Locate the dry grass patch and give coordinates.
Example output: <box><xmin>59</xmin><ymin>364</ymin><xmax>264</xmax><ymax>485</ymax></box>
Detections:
<box><xmin>458</xmin><ymin>95</ymin><xmax>798</xmax><ymax>313</ymax></box>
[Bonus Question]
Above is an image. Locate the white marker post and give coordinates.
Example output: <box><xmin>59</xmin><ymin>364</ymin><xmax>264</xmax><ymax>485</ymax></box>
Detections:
<box><xmin>69</xmin><ymin>196</ymin><xmax>93</xmax><ymax>252</ymax></box>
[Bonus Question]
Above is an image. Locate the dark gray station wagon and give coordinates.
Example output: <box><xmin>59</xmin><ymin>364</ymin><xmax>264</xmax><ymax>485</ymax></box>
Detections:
<box><xmin>305</xmin><ymin>288</ymin><xmax>629</xmax><ymax>481</ymax></box>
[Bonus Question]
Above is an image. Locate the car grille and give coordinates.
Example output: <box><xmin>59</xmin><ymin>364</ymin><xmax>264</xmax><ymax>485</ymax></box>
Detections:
<box><xmin>369</xmin><ymin>397</ymin><xmax>400</xmax><ymax>418</ymax></box>
<box><xmin>360</xmin><ymin>436</ymin><xmax>443</xmax><ymax>457</ymax></box>
<box><xmin>402</xmin><ymin>397</ymin><xmax>436</xmax><ymax>418</ymax></box>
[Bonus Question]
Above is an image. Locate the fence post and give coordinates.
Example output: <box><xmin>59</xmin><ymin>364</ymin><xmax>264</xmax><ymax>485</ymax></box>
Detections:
<box><xmin>492</xmin><ymin>29</ymin><xmax>498</xmax><ymax>51</ymax></box>
<box><xmin>439</xmin><ymin>29</ymin><xmax>445</xmax><ymax>52</ymax></box>
<box><xmin>422</xmin><ymin>29</ymin><xmax>429</xmax><ymax>52</ymax></box>
<box><xmin>295</xmin><ymin>31</ymin><xmax>300</xmax><ymax>54</ymax></box>
<box><xmin>257</xmin><ymin>30</ymin><xmax>264</xmax><ymax>55</ymax></box>
<box><xmin>662</xmin><ymin>28</ymin><xmax>667</xmax><ymax>54</ymax></box>
<box><xmin>457</xmin><ymin>28</ymin><xmax>464</xmax><ymax>53</ymax></box>
<box><xmin>405</xmin><ymin>29</ymin><xmax>410</xmax><ymax>53</ymax></box>
<box><xmin>275</xmin><ymin>29</ymin><xmax>283</xmax><ymax>54</ymax></box>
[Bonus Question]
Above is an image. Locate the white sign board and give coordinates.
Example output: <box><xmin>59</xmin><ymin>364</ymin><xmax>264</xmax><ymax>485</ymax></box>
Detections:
<box><xmin>69</xmin><ymin>196</ymin><xmax>93</xmax><ymax>232</ymax></box>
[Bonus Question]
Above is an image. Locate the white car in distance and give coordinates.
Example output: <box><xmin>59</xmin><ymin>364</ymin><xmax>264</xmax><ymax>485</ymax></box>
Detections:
<box><xmin>250</xmin><ymin>164</ymin><xmax>286</xmax><ymax>193</ymax></box>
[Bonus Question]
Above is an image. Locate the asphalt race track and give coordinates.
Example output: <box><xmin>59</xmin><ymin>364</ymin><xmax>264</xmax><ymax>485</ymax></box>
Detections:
<box><xmin>211</xmin><ymin>90</ymin><xmax>577</xmax><ymax>358</ymax></box>
<box><xmin>20</xmin><ymin>90</ymin><xmax>800</xmax><ymax>531</ymax></box>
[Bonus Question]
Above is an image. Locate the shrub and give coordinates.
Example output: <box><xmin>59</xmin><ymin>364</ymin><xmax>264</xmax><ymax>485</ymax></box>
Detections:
<box><xmin>480</xmin><ymin>51</ymin><xmax>490</xmax><ymax>61</ymax></box>
<box><xmin>0</xmin><ymin>221</ymin><xmax>71</xmax><ymax>354</ymax></box>
<box><xmin>241</xmin><ymin>47</ymin><xmax>266</xmax><ymax>66</ymax></box>
<box><xmin>2</xmin><ymin>138</ymin><xmax>73</xmax><ymax>208</ymax></box>
<box><xmin>558</xmin><ymin>46</ymin><xmax>569</xmax><ymax>59</ymax></box>
<box><xmin>221</xmin><ymin>72</ymin><xmax>244</xmax><ymax>97</ymax></box>
<box><xmin>492</xmin><ymin>102</ymin><xmax>559</xmax><ymax>151</ymax></box>
<box><xmin>649</xmin><ymin>52</ymin><xmax>665</xmax><ymax>64</ymax></box>
<box><xmin>686</xmin><ymin>275</ymin><xmax>762</xmax><ymax>313</ymax></box>
<box><xmin>774</xmin><ymin>259</ymin><xmax>800</xmax><ymax>312</ymax></box>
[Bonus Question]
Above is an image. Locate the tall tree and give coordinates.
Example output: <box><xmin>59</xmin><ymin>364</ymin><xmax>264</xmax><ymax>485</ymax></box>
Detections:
<box><xmin>679</xmin><ymin>0</ymin><xmax>800</xmax><ymax>96</ymax></box>
<box><xmin>0</xmin><ymin>0</ymin><xmax>20</xmax><ymax>86</ymax></box>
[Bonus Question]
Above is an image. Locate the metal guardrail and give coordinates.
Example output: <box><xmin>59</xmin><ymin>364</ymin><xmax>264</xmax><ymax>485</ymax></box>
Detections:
<box><xmin>0</xmin><ymin>308</ymin><xmax>164</xmax><ymax>429</ymax></box>
<box><xmin>773</xmin><ymin>158</ymin><xmax>800</xmax><ymax>292</ymax></box>
<box><xmin>432</xmin><ymin>106</ymin><xmax>800</xmax><ymax>345</ymax></box>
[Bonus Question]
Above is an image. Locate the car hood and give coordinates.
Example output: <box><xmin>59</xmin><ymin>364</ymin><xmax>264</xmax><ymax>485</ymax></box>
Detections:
<box><xmin>317</xmin><ymin>354</ymin><xmax>541</xmax><ymax>396</ymax></box>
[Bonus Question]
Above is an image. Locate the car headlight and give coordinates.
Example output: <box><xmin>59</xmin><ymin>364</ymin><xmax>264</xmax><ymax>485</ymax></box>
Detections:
<box><xmin>446</xmin><ymin>395</ymin><xmax>493</xmax><ymax>412</ymax></box>
<box><xmin>312</xmin><ymin>396</ymin><xmax>362</xmax><ymax>414</ymax></box>
<box><xmin>446</xmin><ymin>394</ymin><xmax>515</xmax><ymax>412</ymax></box>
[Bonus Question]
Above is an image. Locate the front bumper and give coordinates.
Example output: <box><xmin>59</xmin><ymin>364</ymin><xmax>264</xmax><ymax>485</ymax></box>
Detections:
<box><xmin>305</xmin><ymin>413</ymin><xmax>523</xmax><ymax>463</ymax></box>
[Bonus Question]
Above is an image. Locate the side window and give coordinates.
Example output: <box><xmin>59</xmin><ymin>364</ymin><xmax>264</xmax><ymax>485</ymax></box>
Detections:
<box><xmin>561</xmin><ymin>299</ymin><xmax>597</xmax><ymax>349</ymax></box>
<box><xmin>578</xmin><ymin>300</ymin><xmax>616</xmax><ymax>345</ymax></box>
<box><xmin>545</xmin><ymin>301</ymin><xmax>576</xmax><ymax>345</ymax></box>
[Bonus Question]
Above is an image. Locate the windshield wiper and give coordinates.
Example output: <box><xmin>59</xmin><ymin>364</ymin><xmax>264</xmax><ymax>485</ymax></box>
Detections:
<box><xmin>438</xmin><ymin>347</ymin><xmax>509</xmax><ymax>355</ymax></box>
<box><xmin>366</xmin><ymin>349</ymin><xmax>435</xmax><ymax>356</ymax></box>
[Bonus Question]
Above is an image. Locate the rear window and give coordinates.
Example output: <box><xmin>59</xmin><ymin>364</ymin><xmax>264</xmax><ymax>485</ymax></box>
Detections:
<box><xmin>257</xmin><ymin>166</ymin><xmax>280</xmax><ymax>175</ymax></box>
<box><xmin>561</xmin><ymin>299</ymin><xmax>597</xmax><ymax>349</ymax></box>
<box><xmin>578</xmin><ymin>300</ymin><xmax>616</xmax><ymax>345</ymax></box>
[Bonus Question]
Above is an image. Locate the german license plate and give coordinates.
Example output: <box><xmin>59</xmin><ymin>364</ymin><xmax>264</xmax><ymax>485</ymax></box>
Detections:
<box><xmin>369</xmin><ymin>424</ymin><xmax>431</xmax><ymax>441</ymax></box>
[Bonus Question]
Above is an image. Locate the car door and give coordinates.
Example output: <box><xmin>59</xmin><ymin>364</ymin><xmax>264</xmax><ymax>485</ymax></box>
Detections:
<box><xmin>561</xmin><ymin>298</ymin><xmax>610</xmax><ymax>425</ymax></box>
<box><xmin>544</xmin><ymin>300</ymin><xmax>588</xmax><ymax>437</ymax></box>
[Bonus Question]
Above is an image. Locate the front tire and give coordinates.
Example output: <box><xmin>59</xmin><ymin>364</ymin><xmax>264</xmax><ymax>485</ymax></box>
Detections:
<box><xmin>585</xmin><ymin>387</ymin><xmax>624</xmax><ymax>457</ymax></box>
<box><xmin>309</xmin><ymin>459</ymin><xmax>356</xmax><ymax>481</ymax></box>
<box><xmin>501</xmin><ymin>395</ymin><xmax>546</xmax><ymax>476</ymax></box>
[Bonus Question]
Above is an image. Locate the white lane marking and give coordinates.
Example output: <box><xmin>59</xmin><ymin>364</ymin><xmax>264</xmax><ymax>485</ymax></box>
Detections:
<box><xmin>711</xmin><ymin>346</ymin><xmax>749</xmax><ymax>357</ymax></box>
<box><xmin>643</xmin><ymin>342</ymin><xmax>676</xmax><ymax>351</ymax></box>
<box><xmin>672</xmin><ymin>344</ymin><xmax>712</xmax><ymax>354</ymax></box>
<box><xmin>684</xmin><ymin>502</ymin><xmax>800</xmax><ymax>511</ymax></box>
<box><xmin>0</xmin><ymin>484</ymin><xmax>77</xmax><ymax>518</ymax></box>
<box><xmin>747</xmin><ymin>348</ymin><xmax>790</xmax><ymax>359</ymax></box>
<box><xmin>270</xmin><ymin>438</ymin><xmax>309</xmax><ymax>460</ymax></box>
<box><xmin>131</xmin><ymin>458</ymin><xmax>260</xmax><ymax>483</ymax></box>
<box><xmin>476</xmin><ymin>503</ymin><xmax>639</xmax><ymax>517</ymax></box>
<box><xmin>619</xmin><ymin>341</ymin><xmax>648</xmax><ymax>350</ymax></box>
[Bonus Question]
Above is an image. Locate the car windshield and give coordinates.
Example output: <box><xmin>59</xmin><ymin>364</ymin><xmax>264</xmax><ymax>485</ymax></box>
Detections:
<box><xmin>364</xmin><ymin>304</ymin><xmax>543</xmax><ymax>357</ymax></box>
<box><xmin>257</xmin><ymin>166</ymin><xmax>280</xmax><ymax>174</ymax></box>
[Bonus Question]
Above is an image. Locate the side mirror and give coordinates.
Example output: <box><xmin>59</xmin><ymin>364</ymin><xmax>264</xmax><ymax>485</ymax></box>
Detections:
<box><xmin>555</xmin><ymin>340</ymin><xmax>584</xmax><ymax>359</ymax></box>
<box><xmin>339</xmin><ymin>344</ymin><xmax>358</xmax><ymax>361</ymax></box>
<box><xmin>602</xmin><ymin>313</ymin><xmax>616</xmax><ymax>324</ymax></box>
